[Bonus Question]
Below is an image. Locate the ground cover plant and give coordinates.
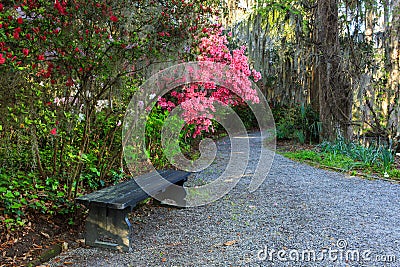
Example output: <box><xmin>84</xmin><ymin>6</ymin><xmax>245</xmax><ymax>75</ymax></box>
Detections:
<box><xmin>282</xmin><ymin>136</ymin><xmax>400</xmax><ymax>181</ymax></box>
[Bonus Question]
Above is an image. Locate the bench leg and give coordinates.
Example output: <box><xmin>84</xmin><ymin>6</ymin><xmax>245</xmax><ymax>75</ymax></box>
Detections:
<box><xmin>85</xmin><ymin>205</ymin><xmax>132</xmax><ymax>252</ymax></box>
<box><xmin>155</xmin><ymin>183</ymin><xmax>187</xmax><ymax>207</ymax></box>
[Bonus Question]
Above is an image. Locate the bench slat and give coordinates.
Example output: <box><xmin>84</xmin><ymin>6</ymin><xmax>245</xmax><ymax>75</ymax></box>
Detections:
<box><xmin>76</xmin><ymin>170</ymin><xmax>190</xmax><ymax>209</ymax></box>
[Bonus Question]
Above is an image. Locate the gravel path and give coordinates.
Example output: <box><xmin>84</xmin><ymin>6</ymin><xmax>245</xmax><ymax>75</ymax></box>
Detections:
<box><xmin>47</xmin><ymin>132</ymin><xmax>400</xmax><ymax>267</ymax></box>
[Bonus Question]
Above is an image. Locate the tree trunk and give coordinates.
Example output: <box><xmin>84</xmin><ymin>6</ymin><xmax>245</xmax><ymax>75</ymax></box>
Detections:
<box><xmin>389</xmin><ymin>0</ymin><xmax>400</xmax><ymax>138</ymax></box>
<box><xmin>315</xmin><ymin>0</ymin><xmax>353</xmax><ymax>140</ymax></box>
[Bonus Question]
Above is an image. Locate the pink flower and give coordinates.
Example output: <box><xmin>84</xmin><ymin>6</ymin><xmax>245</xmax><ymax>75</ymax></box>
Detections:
<box><xmin>0</xmin><ymin>3</ymin><xmax>3</xmax><ymax>12</ymax></box>
<box><xmin>252</xmin><ymin>69</ymin><xmax>262</xmax><ymax>82</ymax></box>
<box><xmin>0</xmin><ymin>54</ymin><xmax>5</xmax><ymax>64</ymax></box>
<box><xmin>50</xmin><ymin>128</ymin><xmax>57</xmax><ymax>135</ymax></box>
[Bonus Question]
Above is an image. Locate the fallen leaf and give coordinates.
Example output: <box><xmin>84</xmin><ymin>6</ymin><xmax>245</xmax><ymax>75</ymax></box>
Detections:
<box><xmin>33</xmin><ymin>244</ymin><xmax>43</xmax><ymax>249</ymax></box>
<box><xmin>64</xmin><ymin>262</ymin><xmax>74</xmax><ymax>265</ymax></box>
<box><xmin>161</xmin><ymin>258</ymin><xmax>167</xmax><ymax>262</ymax></box>
<box><xmin>40</xmin><ymin>232</ymin><xmax>50</xmax><ymax>239</ymax></box>
<box><xmin>223</xmin><ymin>240</ymin><xmax>237</xmax><ymax>246</ymax></box>
<box><xmin>62</xmin><ymin>242</ymin><xmax>68</xmax><ymax>251</ymax></box>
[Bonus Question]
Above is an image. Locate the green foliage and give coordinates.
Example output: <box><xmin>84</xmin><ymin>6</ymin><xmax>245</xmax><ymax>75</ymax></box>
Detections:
<box><xmin>145</xmin><ymin>106</ymin><xmax>197</xmax><ymax>168</ymax></box>
<box><xmin>272</xmin><ymin>103</ymin><xmax>321</xmax><ymax>143</ymax></box>
<box><xmin>283</xmin><ymin>150</ymin><xmax>355</xmax><ymax>170</ymax></box>
<box><xmin>233</xmin><ymin>104</ymin><xmax>258</xmax><ymax>130</ymax></box>
<box><xmin>0</xmin><ymin>169</ymin><xmax>74</xmax><ymax>230</ymax></box>
<box><xmin>284</xmin><ymin>135</ymin><xmax>398</xmax><ymax>179</ymax></box>
<box><xmin>319</xmin><ymin>136</ymin><xmax>395</xmax><ymax>173</ymax></box>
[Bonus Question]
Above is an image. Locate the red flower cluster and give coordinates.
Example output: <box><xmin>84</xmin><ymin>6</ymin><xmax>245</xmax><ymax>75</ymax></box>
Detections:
<box><xmin>50</xmin><ymin>128</ymin><xmax>57</xmax><ymax>135</ymax></box>
<box><xmin>13</xmin><ymin>27</ymin><xmax>21</xmax><ymax>39</ymax></box>
<box><xmin>0</xmin><ymin>54</ymin><xmax>5</xmax><ymax>64</ymax></box>
<box><xmin>54</xmin><ymin>0</ymin><xmax>67</xmax><ymax>15</ymax></box>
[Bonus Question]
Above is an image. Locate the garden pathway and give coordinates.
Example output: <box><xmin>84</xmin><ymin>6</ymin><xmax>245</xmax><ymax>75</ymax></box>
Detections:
<box><xmin>47</xmin><ymin>132</ymin><xmax>400</xmax><ymax>267</ymax></box>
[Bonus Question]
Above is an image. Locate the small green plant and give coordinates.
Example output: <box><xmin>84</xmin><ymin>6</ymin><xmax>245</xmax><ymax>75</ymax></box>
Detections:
<box><xmin>272</xmin><ymin>103</ymin><xmax>321</xmax><ymax>143</ymax></box>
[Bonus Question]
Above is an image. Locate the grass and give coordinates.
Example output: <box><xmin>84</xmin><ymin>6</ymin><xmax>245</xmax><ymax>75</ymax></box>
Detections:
<box><xmin>283</xmin><ymin>150</ymin><xmax>356</xmax><ymax>170</ymax></box>
<box><xmin>282</xmin><ymin>147</ymin><xmax>400</xmax><ymax>182</ymax></box>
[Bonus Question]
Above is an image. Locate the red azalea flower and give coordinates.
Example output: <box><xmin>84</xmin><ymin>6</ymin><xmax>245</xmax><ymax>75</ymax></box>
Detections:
<box><xmin>66</xmin><ymin>78</ymin><xmax>74</xmax><ymax>87</ymax></box>
<box><xmin>17</xmin><ymin>17</ymin><xmax>23</xmax><ymax>24</ymax></box>
<box><xmin>22</xmin><ymin>48</ymin><xmax>29</xmax><ymax>56</ymax></box>
<box><xmin>38</xmin><ymin>54</ymin><xmax>45</xmax><ymax>60</ymax></box>
<box><xmin>110</xmin><ymin>15</ymin><xmax>118</xmax><ymax>22</ymax></box>
<box><xmin>50</xmin><ymin>128</ymin><xmax>57</xmax><ymax>135</ymax></box>
<box><xmin>14</xmin><ymin>27</ymin><xmax>21</xmax><ymax>38</ymax></box>
<box><xmin>54</xmin><ymin>0</ymin><xmax>67</xmax><ymax>15</ymax></box>
<box><xmin>0</xmin><ymin>3</ymin><xmax>3</xmax><ymax>12</ymax></box>
<box><xmin>0</xmin><ymin>54</ymin><xmax>5</xmax><ymax>64</ymax></box>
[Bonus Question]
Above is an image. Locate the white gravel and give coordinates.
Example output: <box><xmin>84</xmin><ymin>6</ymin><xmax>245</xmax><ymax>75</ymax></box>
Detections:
<box><xmin>47</xmin><ymin>132</ymin><xmax>400</xmax><ymax>267</ymax></box>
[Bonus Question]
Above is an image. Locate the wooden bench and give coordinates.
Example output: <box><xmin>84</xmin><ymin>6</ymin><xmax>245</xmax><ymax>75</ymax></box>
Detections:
<box><xmin>76</xmin><ymin>170</ymin><xmax>190</xmax><ymax>252</ymax></box>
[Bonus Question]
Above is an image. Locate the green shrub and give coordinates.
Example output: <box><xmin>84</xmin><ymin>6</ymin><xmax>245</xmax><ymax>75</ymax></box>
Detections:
<box><xmin>233</xmin><ymin>103</ymin><xmax>258</xmax><ymax>130</ymax></box>
<box><xmin>145</xmin><ymin>106</ymin><xmax>198</xmax><ymax>168</ymax></box>
<box><xmin>272</xmin><ymin>103</ymin><xmax>321</xmax><ymax>143</ymax></box>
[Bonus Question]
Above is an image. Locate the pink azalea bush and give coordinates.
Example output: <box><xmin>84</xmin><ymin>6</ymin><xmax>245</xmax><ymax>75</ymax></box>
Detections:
<box><xmin>158</xmin><ymin>26</ymin><xmax>262</xmax><ymax>137</ymax></box>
